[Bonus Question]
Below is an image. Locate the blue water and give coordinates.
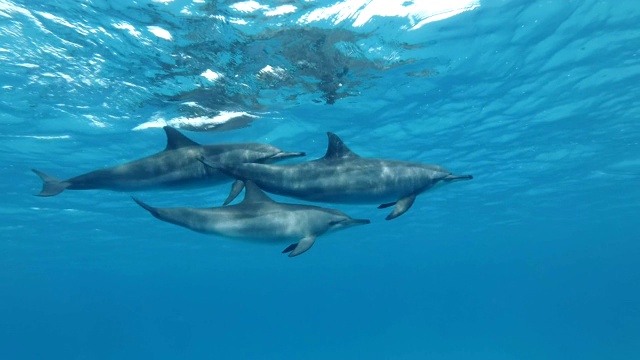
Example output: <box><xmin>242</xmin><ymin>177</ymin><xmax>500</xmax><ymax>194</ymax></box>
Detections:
<box><xmin>2</xmin><ymin>0</ymin><xmax>639</xmax><ymax>359</ymax></box>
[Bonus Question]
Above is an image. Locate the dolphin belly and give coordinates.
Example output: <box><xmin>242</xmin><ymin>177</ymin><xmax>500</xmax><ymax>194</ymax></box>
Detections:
<box><xmin>210</xmin><ymin>212</ymin><xmax>321</xmax><ymax>243</ymax></box>
<box><xmin>288</xmin><ymin>187</ymin><xmax>400</xmax><ymax>204</ymax></box>
<box><xmin>66</xmin><ymin>160</ymin><xmax>226</xmax><ymax>192</ymax></box>
<box><xmin>254</xmin><ymin>170</ymin><xmax>428</xmax><ymax>204</ymax></box>
<box><xmin>150</xmin><ymin>207</ymin><xmax>314</xmax><ymax>244</ymax></box>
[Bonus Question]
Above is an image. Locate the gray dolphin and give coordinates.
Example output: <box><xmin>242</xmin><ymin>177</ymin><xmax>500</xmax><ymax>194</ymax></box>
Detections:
<box><xmin>32</xmin><ymin>126</ymin><xmax>305</xmax><ymax>197</ymax></box>
<box><xmin>133</xmin><ymin>181</ymin><xmax>370</xmax><ymax>257</ymax></box>
<box><xmin>207</xmin><ymin>132</ymin><xmax>473</xmax><ymax>220</ymax></box>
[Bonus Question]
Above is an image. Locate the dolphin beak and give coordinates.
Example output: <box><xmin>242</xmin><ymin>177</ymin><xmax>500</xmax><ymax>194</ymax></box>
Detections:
<box><xmin>330</xmin><ymin>218</ymin><xmax>371</xmax><ymax>227</ymax></box>
<box><xmin>349</xmin><ymin>218</ymin><xmax>371</xmax><ymax>225</ymax></box>
<box><xmin>271</xmin><ymin>151</ymin><xmax>306</xmax><ymax>160</ymax></box>
<box><xmin>444</xmin><ymin>174</ymin><xmax>473</xmax><ymax>182</ymax></box>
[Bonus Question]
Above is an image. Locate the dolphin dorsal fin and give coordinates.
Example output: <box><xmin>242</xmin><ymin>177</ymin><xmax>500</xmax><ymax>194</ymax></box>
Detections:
<box><xmin>163</xmin><ymin>126</ymin><xmax>200</xmax><ymax>151</ymax></box>
<box><xmin>323</xmin><ymin>132</ymin><xmax>359</xmax><ymax>160</ymax></box>
<box><xmin>241</xmin><ymin>181</ymin><xmax>274</xmax><ymax>204</ymax></box>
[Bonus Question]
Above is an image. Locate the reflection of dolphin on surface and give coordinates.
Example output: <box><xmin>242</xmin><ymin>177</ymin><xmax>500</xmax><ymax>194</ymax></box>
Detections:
<box><xmin>32</xmin><ymin>126</ymin><xmax>305</xmax><ymax>197</ymax></box>
<box><xmin>205</xmin><ymin>132</ymin><xmax>473</xmax><ymax>220</ymax></box>
<box><xmin>133</xmin><ymin>181</ymin><xmax>370</xmax><ymax>257</ymax></box>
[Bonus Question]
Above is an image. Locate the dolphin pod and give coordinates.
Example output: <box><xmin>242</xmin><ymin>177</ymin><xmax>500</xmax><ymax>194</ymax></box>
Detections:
<box><xmin>32</xmin><ymin>126</ymin><xmax>305</xmax><ymax>197</ymax></box>
<box><xmin>34</xmin><ymin>127</ymin><xmax>473</xmax><ymax>257</ymax></box>
<box><xmin>205</xmin><ymin>132</ymin><xmax>473</xmax><ymax>220</ymax></box>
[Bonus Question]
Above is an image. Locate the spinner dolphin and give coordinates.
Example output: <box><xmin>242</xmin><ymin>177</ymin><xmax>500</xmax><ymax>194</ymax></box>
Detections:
<box><xmin>32</xmin><ymin>126</ymin><xmax>305</xmax><ymax>196</ymax></box>
<box><xmin>206</xmin><ymin>132</ymin><xmax>472</xmax><ymax>220</ymax></box>
<box><xmin>133</xmin><ymin>181</ymin><xmax>370</xmax><ymax>257</ymax></box>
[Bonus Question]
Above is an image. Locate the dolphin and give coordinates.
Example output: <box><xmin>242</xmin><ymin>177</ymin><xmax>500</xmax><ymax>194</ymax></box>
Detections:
<box><xmin>32</xmin><ymin>126</ymin><xmax>305</xmax><ymax>197</ymax></box>
<box><xmin>206</xmin><ymin>132</ymin><xmax>473</xmax><ymax>220</ymax></box>
<box><xmin>132</xmin><ymin>181</ymin><xmax>370</xmax><ymax>257</ymax></box>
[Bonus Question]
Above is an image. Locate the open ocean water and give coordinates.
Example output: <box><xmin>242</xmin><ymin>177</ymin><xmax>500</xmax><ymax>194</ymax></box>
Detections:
<box><xmin>1</xmin><ymin>0</ymin><xmax>639</xmax><ymax>359</ymax></box>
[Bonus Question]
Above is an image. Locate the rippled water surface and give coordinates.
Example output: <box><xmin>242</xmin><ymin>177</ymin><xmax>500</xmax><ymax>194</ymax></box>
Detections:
<box><xmin>1</xmin><ymin>0</ymin><xmax>639</xmax><ymax>359</ymax></box>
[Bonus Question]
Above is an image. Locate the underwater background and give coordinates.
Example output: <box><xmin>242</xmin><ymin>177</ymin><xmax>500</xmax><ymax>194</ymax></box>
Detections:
<box><xmin>1</xmin><ymin>0</ymin><xmax>639</xmax><ymax>359</ymax></box>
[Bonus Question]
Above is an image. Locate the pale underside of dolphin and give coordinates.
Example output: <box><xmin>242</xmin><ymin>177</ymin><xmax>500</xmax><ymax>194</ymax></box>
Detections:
<box><xmin>133</xmin><ymin>181</ymin><xmax>370</xmax><ymax>257</ymax></box>
<box><xmin>32</xmin><ymin>126</ymin><xmax>305</xmax><ymax>197</ymax></box>
<box><xmin>204</xmin><ymin>132</ymin><xmax>473</xmax><ymax>220</ymax></box>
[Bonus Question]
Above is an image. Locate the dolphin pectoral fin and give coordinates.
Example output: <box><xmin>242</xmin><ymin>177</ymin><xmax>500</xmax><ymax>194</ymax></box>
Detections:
<box><xmin>32</xmin><ymin>169</ymin><xmax>70</xmax><ymax>197</ymax></box>
<box><xmin>282</xmin><ymin>243</ymin><xmax>297</xmax><ymax>254</ymax></box>
<box><xmin>378</xmin><ymin>201</ymin><xmax>396</xmax><ymax>209</ymax></box>
<box><xmin>223</xmin><ymin>180</ymin><xmax>245</xmax><ymax>206</ymax></box>
<box><xmin>385</xmin><ymin>195</ymin><xmax>417</xmax><ymax>220</ymax></box>
<box><xmin>286</xmin><ymin>236</ymin><xmax>317</xmax><ymax>257</ymax></box>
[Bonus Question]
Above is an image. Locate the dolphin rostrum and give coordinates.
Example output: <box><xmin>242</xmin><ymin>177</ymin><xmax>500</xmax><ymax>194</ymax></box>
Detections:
<box><xmin>133</xmin><ymin>181</ymin><xmax>370</xmax><ymax>257</ymax></box>
<box><xmin>32</xmin><ymin>126</ymin><xmax>305</xmax><ymax>196</ymax></box>
<box><xmin>206</xmin><ymin>132</ymin><xmax>473</xmax><ymax>220</ymax></box>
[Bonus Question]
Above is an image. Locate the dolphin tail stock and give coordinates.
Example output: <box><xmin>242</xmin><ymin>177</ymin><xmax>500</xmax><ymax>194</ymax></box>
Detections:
<box><xmin>444</xmin><ymin>174</ymin><xmax>474</xmax><ymax>182</ymax></box>
<box><xmin>31</xmin><ymin>169</ymin><xmax>70</xmax><ymax>197</ymax></box>
<box><xmin>131</xmin><ymin>196</ymin><xmax>161</xmax><ymax>219</ymax></box>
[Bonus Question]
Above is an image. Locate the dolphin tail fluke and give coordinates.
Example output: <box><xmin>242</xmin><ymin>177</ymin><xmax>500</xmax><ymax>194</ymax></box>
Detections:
<box><xmin>32</xmin><ymin>169</ymin><xmax>70</xmax><ymax>197</ymax></box>
<box><xmin>444</xmin><ymin>174</ymin><xmax>474</xmax><ymax>182</ymax></box>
